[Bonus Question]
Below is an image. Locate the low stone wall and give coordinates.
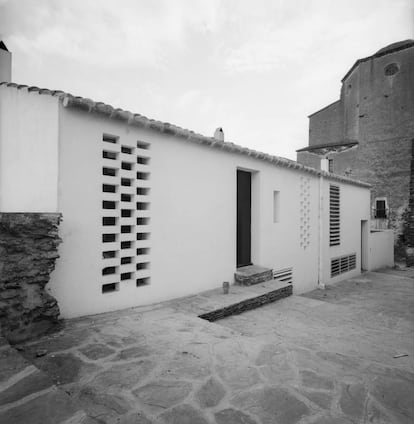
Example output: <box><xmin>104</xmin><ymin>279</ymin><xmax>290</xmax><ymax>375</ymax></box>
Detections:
<box><xmin>199</xmin><ymin>285</ymin><xmax>292</xmax><ymax>322</ymax></box>
<box><xmin>0</xmin><ymin>213</ymin><xmax>62</xmax><ymax>343</ymax></box>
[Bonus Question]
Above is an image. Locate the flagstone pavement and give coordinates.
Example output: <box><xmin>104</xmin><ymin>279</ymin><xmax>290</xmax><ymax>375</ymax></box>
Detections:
<box><xmin>0</xmin><ymin>269</ymin><xmax>413</xmax><ymax>423</ymax></box>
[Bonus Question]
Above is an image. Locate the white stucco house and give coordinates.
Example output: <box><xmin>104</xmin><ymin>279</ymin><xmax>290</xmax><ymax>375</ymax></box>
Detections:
<box><xmin>0</xmin><ymin>42</ymin><xmax>393</xmax><ymax>318</ymax></box>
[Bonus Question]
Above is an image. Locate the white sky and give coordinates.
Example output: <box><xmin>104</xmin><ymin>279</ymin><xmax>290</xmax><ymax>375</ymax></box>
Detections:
<box><xmin>0</xmin><ymin>0</ymin><xmax>413</xmax><ymax>159</ymax></box>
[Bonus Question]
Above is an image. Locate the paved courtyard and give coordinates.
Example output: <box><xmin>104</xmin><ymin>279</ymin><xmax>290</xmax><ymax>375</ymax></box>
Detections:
<box><xmin>1</xmin><ymin>270</ymin><xmax>414</xmax><ymax>423</ymax></box>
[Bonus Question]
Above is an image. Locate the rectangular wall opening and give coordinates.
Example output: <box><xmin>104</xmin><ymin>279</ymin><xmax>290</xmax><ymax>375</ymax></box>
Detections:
<box><xmin>273</xmin><ymin>191</ymin><xmax>280</xmax><ymax>223</ymax></box>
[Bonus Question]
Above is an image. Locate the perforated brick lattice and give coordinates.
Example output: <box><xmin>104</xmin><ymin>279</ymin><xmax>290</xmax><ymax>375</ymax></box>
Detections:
<box><xmin>101</xmin><ymin>134</ymin><xmax>151</xmax><ymax>294</ymax></box>
<box><xmin>299</xmin><ymin>176</ymin><xmax>311</xmax><ymax>249</ymax></box>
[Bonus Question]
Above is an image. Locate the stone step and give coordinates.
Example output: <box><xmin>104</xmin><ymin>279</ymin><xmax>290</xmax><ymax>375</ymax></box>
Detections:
<box><xmin>198</xmin><ymin>281</ymin><xmax>292</xmax><ymax>322</ymax></box>
<box><xmin>234</xmin><ymin>265</ymin><xmax>273</xmax><ymax>286</ymax></box>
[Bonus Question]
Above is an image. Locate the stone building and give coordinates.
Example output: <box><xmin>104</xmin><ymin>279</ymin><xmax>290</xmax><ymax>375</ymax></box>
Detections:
<box><xmin>297</xmin><ymin>40</ymin><xmax>414</xmax><ymax>258</ymax></box>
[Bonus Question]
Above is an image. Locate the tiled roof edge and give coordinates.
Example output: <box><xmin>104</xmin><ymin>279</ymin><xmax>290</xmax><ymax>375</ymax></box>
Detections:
<box><xmin>0</xmin><ymin>82</ymin><xmax>371</xmax><ymax>189</ymax></box>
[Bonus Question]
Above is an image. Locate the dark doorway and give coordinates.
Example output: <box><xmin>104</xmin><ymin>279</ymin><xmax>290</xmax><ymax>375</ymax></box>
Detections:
<box><xmin>237</xmin><ymin>170</ymin><xmax>252</xmax><ymax>267</ymax></box>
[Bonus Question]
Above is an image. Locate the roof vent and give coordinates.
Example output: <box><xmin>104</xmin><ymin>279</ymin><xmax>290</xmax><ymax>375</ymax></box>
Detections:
<box><xmin>214</xmin><ymin>127</ymin><xmax>224</xmax><ymax>142</ymax></box>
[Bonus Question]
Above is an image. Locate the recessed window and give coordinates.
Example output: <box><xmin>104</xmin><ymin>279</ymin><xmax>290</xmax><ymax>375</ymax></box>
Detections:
<box><xmin>121</xmin><ymin>272</ymin><xmax>132</xmax><ymax>281</ymax></box>
<box><xmin>375</xmin><ymin>199</ymin><xmax>388</xmax><ymax>218</ymax></box>
<box><xmin>328</xmin><ymin>159</ymin><xmax>333</xmax><ymax>173</ymax></box>
<box><xmin>137</xmin><ymin>248</ymin><xmax>150</xmax><ymax>255</ymax></box>
<box><xmin>136</xmin><ymin>262</ymin><xmax>150</xmax><ymax>270</ymax></box>
<box><xmin>137</xmin><ymin>233</ymin><xmax>150</xmax><ymax>240</ymax></box>
<box><xmin>121</xmin><ymin>257</ymin><xmax>133</xmax><ymax>265</ymax></box>
<box><xmin>121</xmin><ymin>241</ymin><xmax>133</xmax><ymax>249</ymax></box>
<box><xmin>273</xmin><ymin>191</ymin><xmax>280</xmax><ymax>223</ymax></box>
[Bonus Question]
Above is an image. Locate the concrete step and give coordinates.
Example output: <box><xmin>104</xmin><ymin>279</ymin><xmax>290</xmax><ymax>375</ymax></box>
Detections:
<box><xmin>234</xmin><ymin>265</ymin><xmax>273</xmax><ymax>286</ymax></box>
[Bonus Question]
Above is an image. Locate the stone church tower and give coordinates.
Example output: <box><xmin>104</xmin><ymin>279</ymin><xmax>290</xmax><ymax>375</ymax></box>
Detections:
<box><xmin>297</xmin><ymin>40</ymin><xmax>414</xmax><ymax>259</ymax></box>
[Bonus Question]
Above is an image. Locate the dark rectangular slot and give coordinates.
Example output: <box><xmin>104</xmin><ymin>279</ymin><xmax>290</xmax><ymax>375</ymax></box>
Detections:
<box><xmin>137</xmin><ymin>217</ymin><xmax>150</xmax><ymax>225</ymax></box>
<box><xmin>121</xmin><ymin>146</ymin><xmax>133</xmax><ymax>154</ymax></box>
<box><xmin>102</xmin><ymin>283</ymin><xmax>118</xmax><ymax>293</ymax></box>
<box><xmin>102</xmin><ymin>234</ymin><xmax>116</xmax><ymax>243</ymax></box>
<box><xmin>137</xmin><ymin>156</ymin><xmax>150</xmax><ymax>165</ymax></box>
<box><xmin>103</xmin><ymin>167</ymin><xmax>117</xmax><ymax>177</ymax></box>
<box><xmin>136</xmin><ymin>172</ymin><xmax>150</xmax><ymax>180</ymax></box>
<box><xmin>137</xmin><ymin>248</ymin><xmax>150</xmax><ymax>255</ymax></box>
<box><xmin>121</xmin><ymin>209</ymin><xmax>133</xmax><ymax>217</ymax></box>
<box><xmin>136</xmin><ymin>202</ymin><xmax>149</xmax><ymax>210</ymax></box>
<box><xmin>121</xmin><ymin>178</ymin><xmax>132</xmax><ymax>187</ymax></box>
<box><xmin>121</xmin><ymin>225</ymin><xmax>132</xmax><ymax>234</ymax></box>
<box><xmin>102</xmin><ymin>266</ymin><xmax>116</xmax><ymax>276</ymax></box>
<box><xmin>103</xmin><ymin>217</ymin><xmax>117</xmax><ymax>226</ymax></box>
<box><xmin>121</xmin><ymin>272</ymin><xmax>132</xmax><ymax>281</ymax></box>
<box><xmin>103</xmin><ymin>251</ymin><xmax>117</xmax><ymax>259</ymax></box>
<box><xmin>103</xmin><ymin>184</ymin><xmax>117</xmax><ymax>193</ymax></box>
<box><xmin>121</xmin><ymin>257</ymin><xmax>132</xmax><ymax>265</ymax></box>
<box><xmin>136</xmin><ymin>277</ymin><xmax>150</xmax><ymax>287</ymax></box>
<box><xmin>121</xmin><ymin>194</ymin><xmax>132</xmax><ymax>202</ymax></box>
<box><xmin>103</xmin><ymin>151</ymin><xmax>117</xmax><ymax>160</ymax></box>
<box><xmin>121</xmin><ymin>162</ymin><xmax>133</xmax><ymax>171</ymax></box>
<box><xmin>137</xmin><ymin>187</ymin><xmax>150</xmax><ymax>195</ymax></box>
<box><xmin>121</xmin><ymin>241</ymin><xmax>132</xmax><ymax>249</ymax></box>
<box><xmin>103</xmin><ymin>201</ymin><xmax>117</xmax><ymax>209</ymax></box>
<box><xmin>137</xmin><ymin>233</ymin><xmax>150</xmax><ymax>240</ymax></box>
<box><xmin>136</xmin><ymin>262</ymin><xmax>150</xmax><ymax>270</ymax></box>
<box><xmin>103</xmin><ymin>134</ymin><xmax>118</xmax><ymax>144</ymax></box>
<box><xmin>137</xmin><ymin>140</ymin><xmax>150</xmax><ymax>149</ymax></box>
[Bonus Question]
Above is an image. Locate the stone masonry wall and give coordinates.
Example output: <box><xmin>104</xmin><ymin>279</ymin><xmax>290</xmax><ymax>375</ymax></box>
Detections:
<box><xmin>0</xmin><ymin>213</ymin><xmax>62</xmax><ymax>343</ymax></box>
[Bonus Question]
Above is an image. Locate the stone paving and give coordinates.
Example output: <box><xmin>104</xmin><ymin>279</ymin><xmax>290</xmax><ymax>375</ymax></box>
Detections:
<box><xmin>0</xmin><ymin>269</ymin><xmax>413</xmax><ymax>423</ymax></box>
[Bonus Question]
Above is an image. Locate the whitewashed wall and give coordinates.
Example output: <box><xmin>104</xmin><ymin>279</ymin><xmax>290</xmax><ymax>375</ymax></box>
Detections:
<box><xmin>0</xmin><ymin>86</ymin><xmax>59</xmax><ymax>211</ymax></box>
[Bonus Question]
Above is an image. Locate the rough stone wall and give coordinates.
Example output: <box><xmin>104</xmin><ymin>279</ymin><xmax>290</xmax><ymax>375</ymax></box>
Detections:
<box><xmin>309</xmin><ymin>100</ymin><xmax>343</xmax><ymax>146</ymax></box>
<box><xmin>0</xmin><ymin>213</ymin><xmax>62</xmax><ymax>343</ymax></box>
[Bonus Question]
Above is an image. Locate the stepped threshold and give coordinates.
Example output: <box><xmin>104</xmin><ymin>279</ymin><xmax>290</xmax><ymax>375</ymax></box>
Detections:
<box><xmin>167</xmin><ymin>278</ymin><xmax>292</xmax><ymax>322</ymax></box>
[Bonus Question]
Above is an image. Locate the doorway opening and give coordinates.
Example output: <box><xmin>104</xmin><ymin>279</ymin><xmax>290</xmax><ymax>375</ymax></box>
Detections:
<box><xmin>237</xmin><ymin>170</ymin><xmax>252</xmax><ymax>267</ymax></box>
<box><xmin>361</xmin><ymin>220</ymin><xmax>369</xmax><ymax>271</ymax></box>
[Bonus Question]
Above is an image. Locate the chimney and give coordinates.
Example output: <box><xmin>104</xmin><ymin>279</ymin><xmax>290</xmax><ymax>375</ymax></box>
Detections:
<box><xmin>214</xmin><ymin>127</ymin><xmax>224</xmax><ymax>142</ymax></box>
<box><xmin>0</xmin><ymin>41</ymin><xmax>12</xmax><ymax>83</ymax></box>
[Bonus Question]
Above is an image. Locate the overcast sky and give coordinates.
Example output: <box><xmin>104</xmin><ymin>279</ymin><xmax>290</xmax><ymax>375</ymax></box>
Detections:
<box><xmin>0</xmin><ymin>0</ymin><xmax>413</xmax><ymax>159</ymax></box>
